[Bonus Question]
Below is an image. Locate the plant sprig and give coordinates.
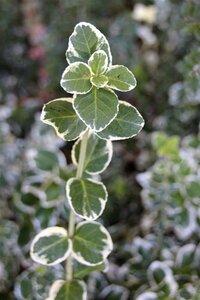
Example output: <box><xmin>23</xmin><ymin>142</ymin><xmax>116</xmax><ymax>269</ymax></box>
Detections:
<box><xmin>30</xmin><ymin>22</ymin><xmax>144</xmax><ymax>299</ymax></box>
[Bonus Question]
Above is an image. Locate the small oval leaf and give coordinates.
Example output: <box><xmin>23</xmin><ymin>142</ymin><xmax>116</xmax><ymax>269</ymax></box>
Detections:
<box><xmin>73</xmin><ymin>87</ymin><xmax>119</xmax><ymax>132</ymax></box>
<box><xmin>72</xmin><ymin>221</ymin><xmax>113</xmax><ymax>266</ymax></box>
<box><xmin>66</xmin><ymin>22</ymin><xmax>112</xmax><ymax>66</ymax></box>
<box><xmin>35</xmin><ymin>149</ymin><xmax>60</xmax><ymax>171</ymax></box>
<box><xmin>41</xmin><ymin>98</ymin><xmax>87</xmax><ymax>141</ymax></box>
<box><xmin>176</xmin><ymin>244</ymin><xmax>196</xmax><ymax>268</ymax></box>
<box><xmin>42</xmin><ymin>180</ymin><xmax>65</xmax><ymax>208</ymax></box>
<box><xmin>60</xmin><ymin>62</ymin><xmax>92</xmax><ymax>94</ymax></box>
<box><xmin>90</xmin><ymin>75</ymin><xmax>108</xmax><ymax>88</ymax></box>
<box><xmin>66</xmin><ymin>178</ymin><xmax>108</xmax><ymax>220</ymax></box>
<box><xmin>47</xmin><ymin>279</ymin><xmax>87</xmax><ymax>300</ymax></box>
<box><xmin>106</xmin><ymin>65</ymin><xmax>137</xmax><ymax>91</ymax></box>
<box><xmin>88</xmin><ymin>50</ymin><xmax>108</xmax><ymax>75</ymax></box>
<box><xmin>97</xmin><ymin>101</ymin><xmax>144</xmax><ymax>140</ymax></box>
<box><xmin>30</xmin><ymin>227</ymin><xmax>72</xmax><ymax>266</ymax></box>
<box><xmin>72</xmin><ymin>132</ymin><xmax>113</xmax><ymax>174</ymax></box>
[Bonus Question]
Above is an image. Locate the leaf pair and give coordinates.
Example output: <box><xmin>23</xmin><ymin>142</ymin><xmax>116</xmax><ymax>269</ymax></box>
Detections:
<box><xmin>30</xmin><ymin>222</ymin><xmax>113</xmax><ymax>267</ymax></box>
<box><xmin>69</xmin><ymin>132</ymin><xmax>112</xmax><ymax>220</ymax></box>
<box><xmin>41</xmin><ymin>98</ymin><xmax>144</xmax><ymax>141</ymax></box>
<box><xmin>61</xmin><ymin>56</ymin><xmax>136</xmax><ymax>93</ymax></box>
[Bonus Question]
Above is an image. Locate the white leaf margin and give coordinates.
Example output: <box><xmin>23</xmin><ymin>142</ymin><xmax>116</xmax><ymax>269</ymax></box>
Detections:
<box><xmin>60</xmin><ymin>62</ymin><xmax>92</xmax><ymax>95</ymax></box>
<box><xmin>147</xmin><ymin>261</ymin><xmax>178</xmax><ymax>297</ymax></box>
<box><xmin>97</xmin><ymin>100</ymin><xmax>145</xmax><ymax>141</ymax></box>
<box><xmin>71</xmin><ymin>132</ymin><xmax>113</xmax><ymax>175</ymax></box>
<box><xmin>14</xmin><ymin>185</ymin><xmax>45</xmax><ymax>215</ymax></box>
<box><xmin>30</xmin><ymin>226</ymin><xmax>72</xmax><ymax>266</ymax></box>
<box><xmin>41</xmin><ymin>177</ymin><xmax>65</xmax><ymax>209</ymax></box>
<box><xmin>136</xmin><ymin>292</ymin><xmax>158</xmax><ymax>300</ymax></box>
<box><xmin>66</xmin><ymin>178</ymin><xmax>108</xmax><ymax>220</ymax></box>
<box><xmin>106</xmin><ymin>65</ymin><xmax>137</xmax><ymax>92</ymax></box>
<box><xmin>88</xmin><ymin>50</ymin><xmax>108</xmax><ymax>75</ymax></box>
<box><xmin>46</xmin><ymin>279</ymin><xmax>87</xmax><ymax>300</ymax></box>
<box><xmin>41</xmin><ymin>98</ymin><xmax>87</xmax><ymax>142</ymax></box>
<box><xmin>90</xmin><ymin>75</ymin><xmax>108</xmax><ymax>88</ymax></box>
<box><xmin>175</xmin><ymin>243</ymin><xmax>196</xmax><ymax>268</ymax></box>
<box><xmin>66</xmin><ymin>22</ymin><xmax>112</xmax><ymax>66</ymax></box>
<box><xmin>72</xmin><ymin>221</ymin><xmax>113</xmax><ymax>266</ymax></box>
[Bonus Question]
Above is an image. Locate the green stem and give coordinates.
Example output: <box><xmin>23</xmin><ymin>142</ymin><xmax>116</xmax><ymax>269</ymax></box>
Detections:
<box><xmin>66</xmin><ymin>128</ymin><xmax>90</xmax><ymax>281</ymax></box>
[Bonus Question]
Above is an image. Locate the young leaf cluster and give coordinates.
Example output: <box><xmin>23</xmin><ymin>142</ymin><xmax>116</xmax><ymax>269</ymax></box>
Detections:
<box><xmin>30</xmin><ymin>22</ymin><xmax>144</xmax><ymax>299</ymax></box>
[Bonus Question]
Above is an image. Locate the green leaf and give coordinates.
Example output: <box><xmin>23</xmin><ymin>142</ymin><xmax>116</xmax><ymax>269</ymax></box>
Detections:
<box><xmin>73</xmin><ymin>87</ymin><xmax>119</xmax><ymax>132</ymax></box>
<box><xmin>14</xmin><ymin>190</ymin><xmax>40</xmax><ymax>215</ymax></box>
<box><xmin>42</xmin><ymin>180</ymin><xmax>65</xmax><ymax>208</ymax></box>
<box><xmin>30</xmin><ymin>227</ymin><xmax>72</xmax><ymax>266</ymax></box>
<box><xmin>152</xmin><ymin>132</ymin><xmax>180</xmax><ymax>159</ymax></box>
<box><xmin>186</xmin><ymin>181</ymin><xmax>200</xmax><ymax>198</ymax></box>
<box><xmin>88</xmin><ymin>50</ymin><xmax>108</xmax><ymax>75</ymax></box>
<box><xmin>66</xmin><ymin>178</ymin><xmax>108</xmax><ymax>220</ymax></box>
<box><xmin>147</xmin><ymin>261</ymin><xmax>177</xmax><ymax>297</ymax></box>
<box><xmin>47</xmin><ymin>280</ymin><xmax>87</xmax><ymax>300</ymax></box>
<box><xmin>41</xmin><ymin>98</ymin><xmax>87</xmax><ymax>141</ymax></box>
<box><xmin>66</xmin><ymin>22</ymin><xmax>112</xmax><ymax>65</ymax></box>
<box><xmin>35</xmin><ymin>149</ymin><xmax>59</xmax><ymax>171</ymax></box>
<box><xmin>72</xmin><ymin>132</ymin><xmax>113</xmax><ymax>174</ymax></box>
<box><xmin>176</xmin><ymin>244</ymin><xmax>195</xmax><ymax>268</ymax></box>
<box><xmin>60</xmin><ymin>62</ymin><xmax>92</xmax><ymax>94</ymax></box>
<box><xmin>73</xmin><ymin>261</ymin><xmax>107</xmax><ymax>279</ymax></box>
<box><xmin>14</xmin><ymin>265</ymin><xmax>64</xmax><ymax>300</ymax></box>
<box><xmin>90</xmin><ymin>75</ymin><xmax>108</xmax><ymax>88</ymax></box>
<box><xmin>97</xmin><ymin>101</ymin><xmax>144</xmax><ymax>140</ymax></box>
<box><xmin>106</xmin><ymin>65</ymin><xmax>137</xmax><ymax>91</ymax></box>
<box><xmin>72</xmin><ymin>221</ymin><xmax>113</xmax><ymax>266</ymax></box>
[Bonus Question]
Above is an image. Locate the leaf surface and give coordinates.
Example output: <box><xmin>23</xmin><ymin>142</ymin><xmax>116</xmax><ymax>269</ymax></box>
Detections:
<box><xmin>90</xmin><ymin>75</ymin><xmax>108</xmax><ymax>88</ymax></box>
<box><xmin>106</xmin><ymin>65</ymin><xmax>136</xmax><ymax>91</ymax></box>
<box><xmin>97</xmin><ymin>101</ymin><xmax>144</xmax><ymax>140</ymax></box>
<box><xmin>88</xmin><ymin>50</ymin><xmax>108</xmax><ymax>75</ymax></box>
<box><xmin>41</xmin><ymin>98</ymin><xmax>87</xmax><ymax>141</ymax></box>
<box><xmin>60</xmin><ymin>62</ymin><xmax>92</xmax><ymax>94</ymax></box>
<box><xmin>72</xmin><ymin>132</ymin><xmax>112</xmax><ymax>174</ymax></box>
<box><xmin>66</xmin><ymin>22</ymin><xmax>112</xmax><ymax>65</ymax></box>
<box><xmin>66</xmin><ymin>178</ymin><xmax>107</xmax><ymax>220</ymax></box>
<box><xmin>73</xmin><ymin>261</ymin><xmax>107</xmax><ymax>279</ymax></box>
<box><xmin>47</xmin><ymin>280</ymin><xmax>87</xmax><ymax>300</ymax></box>
<box><xmin>30</xmin><ymin>227</ymin><xmax>71</xmax><ymax>266</ymax></box>
<box><xmin>72</xmin><ymin>221</ymin><xmax>113</xmax><ymax>266</ymax></box>
<box><xmin>73</xmin><ymin>88</ymin><xmax>119</xmax><ymax>132</ymax></box>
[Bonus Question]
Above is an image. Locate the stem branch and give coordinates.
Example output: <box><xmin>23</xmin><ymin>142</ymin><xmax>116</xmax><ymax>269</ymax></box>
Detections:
<box><xmin>66</xmin><ymin>128</ymin><xmax>89</xmax><ymax>281</ymax></box>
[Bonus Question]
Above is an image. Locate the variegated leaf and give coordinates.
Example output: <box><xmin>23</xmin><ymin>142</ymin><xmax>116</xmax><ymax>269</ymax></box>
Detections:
<box><xmin>72</xmin><ymin>132</ymin><xmax>113</xmax><ymax>174</ymax></box>
<box><xmin>46</xmin><ymin>280</ymin><xmax>87</xmax><ymax>300</ymax></box>
<box><xmin>66</xmin><ymin>178</ymin><xmax>107</xmax><ymax>220</ymax></box>
<box><xmin>97</xmin><ymin>101</ymin><xmax>144</xmax><ymax>140</ymax></box>
<box><xmin>30</xmin><ymin>227</ymin><xmax>71</xmax><ymax>266</ymax></box>
<box><xmin>60</xmin><ymin>62</ymin><xmax>92</xmax><ymax>94</ymax></box>
<box><xmin>41</xmin><ymin>98</ymin><xmax>87</xmax><ymax>141</ymax></box>
<box><xmin>90</xmin><ymin>75</ymin><xmax>108</xmax><ymax>88</ymax></box>
<box><xmin>73</xmin><ymin>87</ymin><xmax>119</xmax><ymax>132</ymax></box>
<box><xmin>66</xmin><ymin>22</ymin><xmax>112</xmax><ymax>65</ymax></box>
<box><xmin>72</xmin><ymin>221</ymin><xmax>113</xmax><ymax>266</ymax></box>
<box><xmin>106</xmin><ymin>65</ymin><xmax>136</xmax><ymax>91</ymax></box>
<box><xmin>88</xmin><ymin>50</ymin><xmax>108</xmax><ymax>75</ymax></box>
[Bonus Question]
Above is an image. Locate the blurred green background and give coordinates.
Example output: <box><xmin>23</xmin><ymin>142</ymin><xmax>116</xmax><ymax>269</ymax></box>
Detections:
<box><xmin>0</xmin><ymin>0</ymin><xmax>200</xmax><ymax>299</ymax></box>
